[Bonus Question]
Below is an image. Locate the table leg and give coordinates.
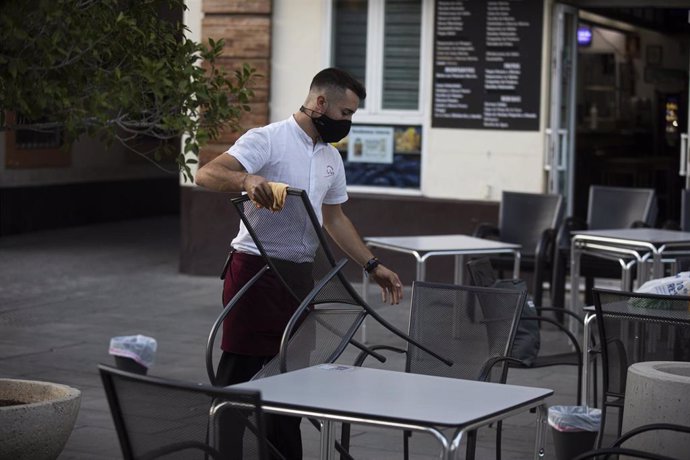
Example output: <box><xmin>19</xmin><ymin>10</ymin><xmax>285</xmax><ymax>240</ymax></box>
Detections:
<box><xmin>533</xmin><ymin>404</ymin><xmax>548</xmax><ymax>459</ymax></box>
<box><xmin>512</xmin><ymin>250</ymin><xmax>521</xmax><ymax>279</ymax></box>
<box><xmin>652</xmin><ymin>252</ymin><xmax>663</xmax><ymax>279</ymax></box>
<box><xmin>417</xmin><ymin>259</ymin><xmax>426</xmax><ymax>281</ymax></box>
<box><xmin>582</xmin><ymin>313</ymin><xmax>595</xmax><ymax>406</ymax></box>
<box><xmin>622</xmin><ymin>262</ymin><xmax>633</xmax><ymax>292</ymax></box>
<box><xmin>452</xmin><ymin>255</ymin><xmax>464</xmax><ymax>338</ymax></box>
<box><xmin>319</xmin><ymin>420</ymin><xmax>336</xmax><ymax>460</ymax></box>
<box><xmin>570</xmin><ymin>243</ymin><xmax>582</xmax><ymax>336</ymax></box>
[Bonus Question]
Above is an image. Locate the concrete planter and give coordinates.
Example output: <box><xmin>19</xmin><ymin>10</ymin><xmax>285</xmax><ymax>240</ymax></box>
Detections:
<box><xmin>623</xmin><ymin>361</ymin><xmax>690</xmax><ymax>458</ymax></box>
<box><xmin>0</xmin><ymin>378</ymin><xmax>81</xmax><ymax>460</ymax></box>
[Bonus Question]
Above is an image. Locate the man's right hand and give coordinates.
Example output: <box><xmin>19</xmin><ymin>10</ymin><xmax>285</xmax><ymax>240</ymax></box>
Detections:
<box><xmin>243</xmin><ymin>174</ymin><xmax>274</xmax><ymax>209</ymax></box>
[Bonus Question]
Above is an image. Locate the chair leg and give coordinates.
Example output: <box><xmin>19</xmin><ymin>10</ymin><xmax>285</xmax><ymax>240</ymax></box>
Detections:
<box><xmin>551</xmin><ymin>255</ymin><xmax>566</xmax><ymax>323</ymax></box>
<box><xmin>585</xmin><ymin>276</ymin><xmax>595</xmax><ymax>306</ymax></box>
<box><xmin>403</xmin><ymin>430</ymin><xmax>411</xmax><ymax>460</ymax></box>
<box><xmin>577</xmin><ymin>358</ymin><xmax>583</xmax><ymax>406</ymax></box>
<box><xmin>465</xmin><ymin>429</ymin><xmax>477</xmax><ymax>459</ymax></box>
<box><xmin>617</xmin><ymin>406</ymin><xmax>625</xmax><ymax>439</ymax></box>
<box><xmin>533</xmin><ymin>261</ymin><xmax>545</xmax><ymax>310</ymax></box>
<box><xmin>496</xmin><ymin>420</ymin><xmax>502</xmax><ymax>460</ymax></box>
<box><xmin>597</xmin><ymin>404</ymin><xmax>609</xmax><ymax>448</ymax></box>
<box><xmin>339</xmin><ymin>423</ymin><xmax>351</xmax><ymax>460</ymax></box>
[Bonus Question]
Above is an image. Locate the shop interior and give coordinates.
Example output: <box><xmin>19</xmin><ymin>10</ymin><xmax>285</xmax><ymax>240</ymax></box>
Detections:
<box><xmin>573</xmin><ymin>7</ymin><xmax>689</xmax><ymax>225</ymax></box>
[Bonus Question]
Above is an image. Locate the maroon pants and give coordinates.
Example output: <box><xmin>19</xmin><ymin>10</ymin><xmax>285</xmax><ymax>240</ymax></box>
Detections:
<box><xmin>218</xmin><ymin>251</ymin><xmax>313</xmax><ymax>460</ymax></box>
<box><xmin>221</xmin><ymin>251</ymin><xmax>313</xmax><ymax>356</ymax></box>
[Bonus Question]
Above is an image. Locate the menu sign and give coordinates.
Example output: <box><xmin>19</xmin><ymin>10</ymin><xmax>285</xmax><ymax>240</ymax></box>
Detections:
<box><xmin>432</xmin><ymin>0</ymin><xmax>543</xmax><ymax>130</ymax></box>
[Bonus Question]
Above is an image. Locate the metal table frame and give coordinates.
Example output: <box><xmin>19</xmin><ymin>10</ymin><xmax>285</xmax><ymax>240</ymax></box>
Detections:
<box><xmin>569</xmin><ymin>228</ymin><xmax>690</xmax><ymax>333</ymax></box>
<box><xmin>231</xmin><ymin>364</ymin><xmax>552</xmax><ymax>460</ymax></box>
<box><xmin>361</xmin><ymin>235</ymin><xmax>521</xmax><ymax>342</ymax></box>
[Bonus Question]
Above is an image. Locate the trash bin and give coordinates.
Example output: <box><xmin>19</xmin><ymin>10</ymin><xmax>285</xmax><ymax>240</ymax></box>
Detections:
<box><xmin>548</xmin><ymin>405</ymin><xmax>601</xmax><ymax>460</ymax></box>
<box><xmin>109</xmin><ymin>335</ymin><xmax>157</xmax><ymax>375</ymax></box>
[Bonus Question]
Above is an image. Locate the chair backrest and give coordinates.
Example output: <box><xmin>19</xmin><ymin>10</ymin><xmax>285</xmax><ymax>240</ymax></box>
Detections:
<box><xmin>498</xmin><ymin>191</ymin><xmax>564</xmax><ymax>254</ymax></box>
<box><xmin>99</xmin><ymin>364</ymin><xmax>269</xmax><ymax>460</ymax></box>
<box><xmin>406</xmin><ymin>281</ymin><xmax>526</xmax><ymax>383</ymax></box>
<box><xmin>591</xmin><ymin>288</ymin><xmax>690</xmax><ymax>408</ymax></box>
<box><xmin>231</xmin><ymin>188</ymin><xmax>355</xmax><ymax>306</ymax></box>
<box><xmin>587</xmin><ymin>186</ymin><xmax>657</xmax><ymax>230</ymax></box>
<box><xmin>207</xmin><ymin>189</ymin><xmax>449</xmax><ymax>383</ymax></box>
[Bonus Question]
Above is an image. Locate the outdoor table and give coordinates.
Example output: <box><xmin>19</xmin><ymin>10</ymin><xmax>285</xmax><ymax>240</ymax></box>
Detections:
<box><xmin>231</xmin><ymin>364</ymin><xmax>552</xmax><ymax>460</ymax></box>
<box><xmin>361</xmin><ymin>235</ymin><xmax>521</xmax><ymax>341</ymax></box>
<box><xmin>569</xmin><ymin>228</ymin><xmax>690</xmax><ymax>333</ymax></box>
<box><xmin>581</xmin><ymin>301</ymin><xmax>690</xmax><ymax>406</ymax></box>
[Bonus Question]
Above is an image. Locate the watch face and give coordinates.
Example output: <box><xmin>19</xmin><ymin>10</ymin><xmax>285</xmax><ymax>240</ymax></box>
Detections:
<box><xmin>364</xmin><ymin>258</ymin><xmax>379</xmax><ymax>274</ymax></box>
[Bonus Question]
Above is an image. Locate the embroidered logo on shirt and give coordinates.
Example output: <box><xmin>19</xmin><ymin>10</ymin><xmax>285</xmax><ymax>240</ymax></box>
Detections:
<box><xmin>325</xmin><ymin>165</ymin><xmax>334</xmax><ymax>177</ymax></box>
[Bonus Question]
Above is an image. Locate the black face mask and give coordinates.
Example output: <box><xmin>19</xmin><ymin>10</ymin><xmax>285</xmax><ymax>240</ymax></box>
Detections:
<box><xmin>300</xmin><ymin>106</ymin><xmax>352</xmax><ymax>143</ymax></box>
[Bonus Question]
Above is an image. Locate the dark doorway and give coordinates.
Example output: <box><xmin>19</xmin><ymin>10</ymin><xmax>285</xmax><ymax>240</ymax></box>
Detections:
<box><xmin>572</xmin><ymin>6</ymin><xmax>689</xmax><ymax>226</ymax></box>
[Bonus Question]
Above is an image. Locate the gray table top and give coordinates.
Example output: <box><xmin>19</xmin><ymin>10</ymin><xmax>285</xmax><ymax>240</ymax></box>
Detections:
<box><xmin>231</xmin><ymin>365</ymin><xmax>552</xmax><ymax>428</ymax></box>
<box><xmin>572</xmin><ymin>228</ymin><xmax>690</xmax><ymax>245</ymax></box>
<box><xmin>364</xmin><ymin>234</ymin><xmax>520</xmax><ymax>253</ymax></box>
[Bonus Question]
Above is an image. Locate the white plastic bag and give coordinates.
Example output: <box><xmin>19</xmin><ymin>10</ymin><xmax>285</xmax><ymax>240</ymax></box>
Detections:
<box><xmin>631</xmin><ymin>272</ymin><xmax>690</xmax><ymax>310</ymax></box>
<box><xmin>109</xmin><ymin>334</ymin><xmax>157</xmax><ymax>368</ymax></box>
<box><xmin>548</xmin><ymin>405</ymin><xmax>601</xmax><ymax>432</ymax></box>
<box><xmin>636</xmin><ymin>271</ymin><xmax>690</xmax><ymax>296</ymax></box>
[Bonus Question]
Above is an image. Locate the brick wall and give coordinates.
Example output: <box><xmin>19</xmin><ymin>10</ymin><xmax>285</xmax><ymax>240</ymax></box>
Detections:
<box><xmin>200</xmin><ymin>0</ymin><xmax>272</xmax><ymax>166</ymax></box>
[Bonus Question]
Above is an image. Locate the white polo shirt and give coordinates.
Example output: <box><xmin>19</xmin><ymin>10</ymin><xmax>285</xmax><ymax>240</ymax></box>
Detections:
<box><xmin>229</xmin><ymin>115</ymin><xmax>348</xmax><ymax>262</ymax></box>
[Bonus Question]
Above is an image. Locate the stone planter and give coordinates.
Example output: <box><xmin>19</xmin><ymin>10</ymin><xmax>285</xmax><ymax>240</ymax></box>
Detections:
<box><xmin>0</xmin><ymin>378</ymin><xmax>81</xmax><ymax>460</ymax></box>
<box><xmin>623</xmin><ymin>361</ymin><xmax>690</xmax><ymax>458</ymax></box>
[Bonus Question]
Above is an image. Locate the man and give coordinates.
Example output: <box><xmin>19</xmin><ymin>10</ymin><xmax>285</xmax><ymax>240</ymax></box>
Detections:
<box><xmin>195</xmin><ymin>68</ymin><xmax>402</xmax><ymax>458</ymax></box>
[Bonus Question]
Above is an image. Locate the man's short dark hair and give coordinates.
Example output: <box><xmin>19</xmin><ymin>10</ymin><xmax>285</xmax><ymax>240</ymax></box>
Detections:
<box><xmin>310</xmin><ymin>67</ymin><xmax>366</xmax><ymax>100</ymax></box>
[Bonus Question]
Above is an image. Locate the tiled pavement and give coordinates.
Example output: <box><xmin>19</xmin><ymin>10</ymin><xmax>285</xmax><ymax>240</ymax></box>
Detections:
<box><xmin>1</xmin><ymin>217</ymin><xmax>596</xmax><ymax>459</ymax></box>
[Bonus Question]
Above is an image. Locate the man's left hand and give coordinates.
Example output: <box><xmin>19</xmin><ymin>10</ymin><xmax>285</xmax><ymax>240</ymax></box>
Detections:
<box><xmin>369</xmin><ymin>265</ymin><xmax>403</xmax><ymax>305</ymax></box>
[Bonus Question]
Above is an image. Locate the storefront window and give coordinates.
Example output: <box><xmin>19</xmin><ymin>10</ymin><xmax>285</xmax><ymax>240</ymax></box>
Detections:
<box><xmin>332</xmin><ymin>0</ymin><xmax>424</xmax><ymax>189</ymax></box>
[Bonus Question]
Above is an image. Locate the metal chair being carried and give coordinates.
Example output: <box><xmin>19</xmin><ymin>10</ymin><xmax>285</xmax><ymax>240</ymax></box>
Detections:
<box><xmin>99</xmin><ymin>364</ymin><xmax>271</xmax><ymax>460</ymax></box>
<box><xmin>206</xmin><ymin>188</ymin><xmax>448</xmax><ymax>384</ymax></box>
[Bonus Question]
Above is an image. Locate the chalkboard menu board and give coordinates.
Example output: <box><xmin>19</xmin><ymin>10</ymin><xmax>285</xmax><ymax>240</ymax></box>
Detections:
<box><xmin>432</xmin><ymin>0</ymin><xmax>543</xmax><ymax>130</ymax></box>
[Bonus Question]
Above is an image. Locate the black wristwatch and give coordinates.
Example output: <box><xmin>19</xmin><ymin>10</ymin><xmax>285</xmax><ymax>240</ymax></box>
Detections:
<box><xmin>363</xmin><ymin>257</ymin><xmax>380</xmax><ymax>276</ymax></box>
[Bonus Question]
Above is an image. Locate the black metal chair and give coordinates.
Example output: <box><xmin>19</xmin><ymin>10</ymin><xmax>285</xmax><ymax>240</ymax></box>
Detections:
<box><xmin>205</xmin><ymin>188</ymin><xmax>450</xmax><ymax>458</ymax></box>
<box><xmin>353</xmin><ymin>281</ymin><xmax>527</xmax><ymax>460</ymax></box>
<box><xmin>99</xmin><ymin>363</ymin><xmax>272</xmax><ymax>460</ymax></box>
<box><xmin>591</xmin><ymin>288</ymin><xmax>690</xmax><ymax>448</ymax></box>
<box><xmin>466</xmin><ymin>257</ymin><xmax>585</xmax><ymax>404</ymax></box>
<box><xmin>206</xmin><ymin>188</ymin><xmax>447</xmax><ymax>382</ymax></box>
<box><xmin>573</xmin><ymin>422</ymin><xmax>690</xmax><ymax>460</ymax></box>
<box><xmin>473</xmin><ymin>191</ymin><xmax>564</xmax><ymax>311</ymax></box>
<box><xmin>552</xmin><ymin>185</ymin><xmax>657</xmax><ymax>309</ymax></box>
